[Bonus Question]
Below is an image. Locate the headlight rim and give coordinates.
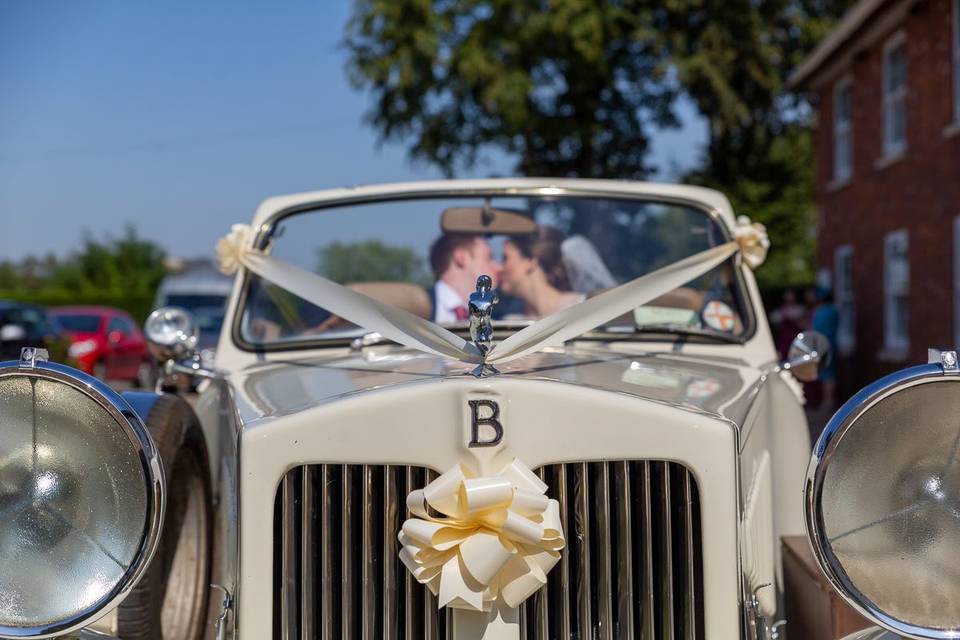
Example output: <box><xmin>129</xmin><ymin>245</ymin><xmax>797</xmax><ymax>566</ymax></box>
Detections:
<box><xmin>0</xmin><ymin>359</ymin><xmax>165</xmax><ymax>640</ymax></box>
<box><xmin>805</xmin><ymin>362</ymin><xmax>958</xmax><ymax>640</ymax></box>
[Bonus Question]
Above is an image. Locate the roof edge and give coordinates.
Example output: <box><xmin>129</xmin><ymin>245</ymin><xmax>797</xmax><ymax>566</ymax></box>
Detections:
<box><xmin>787</xmin><ymin>0</ymin><xmax>892</xmax><ymax>90</ymax></box>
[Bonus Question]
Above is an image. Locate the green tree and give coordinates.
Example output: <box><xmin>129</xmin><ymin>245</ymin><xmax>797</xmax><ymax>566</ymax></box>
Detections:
<box><xmin>317</xmin><ymin>240</ymin><xmax>429</xmax><ymax>285</ymax></box>
<box><xmin>659</xmin><ymin>0</ymin><xmax>851</xmax><ymax>293</ymax></box>
<box><xmin>344</xmin><ymin>0</ymin><xmax>678</xmax><ymax>178</ymax></box>
<box><xmin>345</xmin><ymin>0</ymin><xmax>852</xmax><ymax>297</ymax></box>
<box><xmin>0</xmin><ymin>226</ymin><xmax>167</xmax><ymax>321</ymax></box>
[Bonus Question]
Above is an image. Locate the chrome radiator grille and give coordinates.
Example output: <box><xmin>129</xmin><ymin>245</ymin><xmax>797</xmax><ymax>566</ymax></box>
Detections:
<box><xmin>273</xmin><ymin>465</ymin><xmax>448</xmax><ymax>639</ymax></box>
<box><xmin>273</xmin><ymin>461</ymin><xmax>703</xmax><ymax>639</ymax></box>
<box><xmin>521</xmin><ymin>461</ymin><xmax>704</xmax><ymax>640</ymax></box>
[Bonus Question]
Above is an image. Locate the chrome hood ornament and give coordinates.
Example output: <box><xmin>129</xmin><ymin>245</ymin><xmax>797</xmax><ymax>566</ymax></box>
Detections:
<box><xmin>468</xmin><ymin>275</ymin><xmax>498</xmax><ymax>377</ymax></box>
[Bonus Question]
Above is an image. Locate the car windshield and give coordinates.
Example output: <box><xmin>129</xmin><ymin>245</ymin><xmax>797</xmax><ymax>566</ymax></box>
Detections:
<box><xmin>238</xmin><ymin>195</ymin><xmax>751</xmax><ymax>347</ymax></box>
<box><xmin>53</xmin><ymin>314</ymin><xmax>101</xmax><ymax>333</ymax></box>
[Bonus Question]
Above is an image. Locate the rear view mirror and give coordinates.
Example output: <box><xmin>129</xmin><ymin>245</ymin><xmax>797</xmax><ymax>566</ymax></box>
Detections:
<box><xmin>441</xmin><ymin>205</ymin><xmax>537</xmax><ymax>235</ymax></box>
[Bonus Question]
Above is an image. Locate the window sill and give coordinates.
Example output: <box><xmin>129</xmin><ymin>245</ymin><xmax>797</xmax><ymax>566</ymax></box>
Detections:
<box><xmin>877</xmin><ymin>345</ymin><xmax>910</xmax><ymax>363</ymax></box>
<box><xmin>874</xmin><ymin>149</ymin><xmax>906</xmax><ymax>171</ymax></box>
<box><xmin>827</xmin><ymin>175</ymin><xmax>852</xmax><ymax>192</ymax></box>
<box><xmin>943</xmin><ymin>120</ymin><xmax>960</xmax><ymax>139</ymax></box>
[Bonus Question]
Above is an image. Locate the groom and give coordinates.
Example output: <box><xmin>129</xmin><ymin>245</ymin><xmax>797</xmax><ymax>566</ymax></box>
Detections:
<box><xmin>428</xmin><ymin>233</ymin><xmax>501</xmax><ymax>324</ymax></box>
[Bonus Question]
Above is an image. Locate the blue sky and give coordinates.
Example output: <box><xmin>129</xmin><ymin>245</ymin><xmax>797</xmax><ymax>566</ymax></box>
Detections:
<box><xmin>0</xmin><ymin>2</ymin><xmax>706</xmax><ymax>262</ymax></box>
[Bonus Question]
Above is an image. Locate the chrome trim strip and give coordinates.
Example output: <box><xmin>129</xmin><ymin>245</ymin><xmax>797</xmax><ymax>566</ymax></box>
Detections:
<box><xmin>684</xmin><ymin>471</ymin><xmax>698</xmax><ymax>638</ymax></box>
<box><xmin>533</xmin><ymin>467</ymin><xmax>549</xmax><ymax>640</ymax></box>
<box><xmin>0</xmin><ymin>361</ymin><xmax>165</xmax><ymax>640</ymax></box>
<box><xmin>301</xmin><ymin>468</ymin><xmax>315</xmax><ymax>639</ymax></box>
<box><xmin>423</xmin><ymin>469</ymin><xmax>440</xmax><ymax>640</ymax></box>
<box><xmin>383</xmin><ymin>465</ymin><xmax>398</xmax><ymax>640</ymax></box>
<box><xmin>615</xmin><ymin>461</ymin><xmax>635</xmax><ymax>637</ymax></box>
<box><xmin>403</xmin><ymin>467</ymin><xmax>416</xmax><ymax>640</ymax></box>
<box><xmin>321</xmin><ymin>465</ymin><xmax>335</xmax><ymax>640</ymax></box>
<box><xmin>597</xmin><ymin>463</ymin><xmax>613</xmax><ymax>639</ymax></box>
<box><xmin>641</xmin><ymin>462</ymin><xmax>655</xmax><ymax>639</ymax></box>
<box><xmin>280</xmin><ymin>473</ymin><xmax>297</xmax><ymax>640</ymax></box>
<box><xmin>575</xmin><ymin>462</ymin><xmax>592</xmax><ymax>638</ymax></box>
<box><xmin>662</xmin><ymin>464</ymin><xmax>676</xmax><ymax>640</ymax></box>
<box><xmin>341</xmin><ymin>465</ymin><xmax>355</xmax><ymax>640</ymax></box>
<box><xmin>362</xmin><ymin>465</ymin><xmax>376</xmax><ymax>640</ymax></box>
<box><xmin>557</xmin><ymin>464</ymin><xmax>571</xmax><ymax>639</ymax></box>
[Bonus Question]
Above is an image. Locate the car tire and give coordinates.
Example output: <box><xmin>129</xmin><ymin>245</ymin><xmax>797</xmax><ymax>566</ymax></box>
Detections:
<box><xmin>116</xmin><ymin>394</ymin><xmax>213</xmax><ymax>640</ymax></box>
<box><xmin>93</xmin><ymin>361</ymin><xmax>107</xmax><ymax>381</ymax></box>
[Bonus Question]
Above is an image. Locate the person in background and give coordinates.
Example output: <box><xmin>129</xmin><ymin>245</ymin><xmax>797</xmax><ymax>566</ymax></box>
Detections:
<box><xmin>498</xmin><ymin>225</ymin><xmax>584</xmax><ymax>319</ymax></box>
<box><xmin>769</xmin><ymin>288</ymin><xmax>807</xmax><ymax>359</ymax></box>
<box><xmin>812</xmin><ymin>288</ymin><xmax>839</xmax><ymax>410</ymax></box>
<box><xmin>428</xmin><ymin>233</ymin><xmax>501</xmax><ymax>324</ymax></box>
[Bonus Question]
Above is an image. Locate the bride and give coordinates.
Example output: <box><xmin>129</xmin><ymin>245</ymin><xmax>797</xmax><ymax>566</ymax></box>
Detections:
<box><xmin>498</xmin><ymin>225</ymin><xmax>586</xmax><ymax>320</ymax></box>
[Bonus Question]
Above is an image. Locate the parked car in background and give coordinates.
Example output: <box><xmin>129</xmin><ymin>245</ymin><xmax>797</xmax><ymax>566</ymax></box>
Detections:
<box><xmin>50</xmin><ymin>305</ymin><xmax>152</xmax><ymax>386</ymax></box>
<box><xmin>154</xmin><ymin>258</ymin><xmax>232</xmax><ymax>367</ymax></box>
<box><xmin>0</xmin><ymin>300</ymin><xmax>70</xmax><ymax>362</ymax></box>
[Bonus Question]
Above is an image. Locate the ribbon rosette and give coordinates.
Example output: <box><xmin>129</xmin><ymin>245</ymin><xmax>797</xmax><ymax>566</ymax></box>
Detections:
<box><xmin>733</xmin><ymin>215</ymin><xmax>770</xmax><ymax>270</ymax></box>
<box><xmin>216</xmin><ymin>223</ymin><xmax>253</xmax><ymax>275</ymax></box>
<box><xmin>398</xmin><ymin>459</ymin><xmax>565</xmax><ymax>612</ymax></box>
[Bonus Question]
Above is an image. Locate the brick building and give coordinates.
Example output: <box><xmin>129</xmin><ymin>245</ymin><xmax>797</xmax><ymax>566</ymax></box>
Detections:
<box><xmin>790</xmin><ymin>0</ymin><xmax>960</xmax><ymax>397</ymax></box>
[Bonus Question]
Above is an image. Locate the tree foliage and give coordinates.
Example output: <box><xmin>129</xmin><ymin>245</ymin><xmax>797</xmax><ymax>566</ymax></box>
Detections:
<box><xmin>345</xmin><ymin>0</ymin><xmax>678</xmax><ymax>178</ymax></box>
<box><xmin>344</xmin><ymin>0</ymin><xmax>852</xmax><ymax>297</ymax></box>
<box><xmin>0</xmin><ymin>226</ymin><xmax>167</xmax><ymax>321</ymax></box>
<box><xmin>317</xmin><ymin>240</ymin><xmax>429</xmax><ymax>285</ymax></box>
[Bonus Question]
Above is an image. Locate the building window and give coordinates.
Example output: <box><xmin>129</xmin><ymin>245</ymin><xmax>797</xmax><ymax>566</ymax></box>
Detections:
<box><xmin>882</xmin><ymin>33</ymin><xmax>907</xmax><ymax>157</ymax></box>
<box><xmin>835</xmin><ymin>245</ymin><xmax>855</xmax><ymax>355</ymax></box>
<box><xmin>884</xmin><ymin>229</ymin><xmax>909</xmax><ymax>352</ymax></box>
<box><xmin>833</xmin><ymin>78</ymin><xmax>853</xmax><ymax>183</ymax></box>
<box><xmin>954</xmin><ymin>0</ymin><xmax>960</xmax><ymax>123</ymax></box>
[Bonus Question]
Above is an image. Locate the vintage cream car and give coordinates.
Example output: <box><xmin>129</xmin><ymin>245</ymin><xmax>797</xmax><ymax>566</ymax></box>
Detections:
<box><xmin>0</xmin><ymin>179</ymin><xmax>953</xmax><ymax>640</ymax></box>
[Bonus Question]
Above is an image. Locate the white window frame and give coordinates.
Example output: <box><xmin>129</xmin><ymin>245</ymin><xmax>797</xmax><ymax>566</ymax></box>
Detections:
<box><xmin>882</xmin><ymin>31</ymin><xmax>908</xmax><ymax>158</ymax></box>
<box><xmin>884</xmin><ymin>229</ymin><xmax>910</xmax><ymax>352</ymax></box>
<box><xmin>953</xmin><ymin>0</ymin><xmax>960</xmax><ymax>123</ymax></box>
<box><xmin>835</xmin><ymin>245</ymin><xmax>855</xmax><ymax>355</ymax></box>
<box><xmin>833</xmin><ymin>76</ymin><xmax>853</xmax><ymax>183</ymax></box>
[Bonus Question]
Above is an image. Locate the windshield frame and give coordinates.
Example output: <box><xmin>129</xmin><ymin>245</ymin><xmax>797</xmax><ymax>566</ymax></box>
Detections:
<box><xmin>230</xmin><ymin>184</ymin><xmax>758</xmax><ymax>353</ymax></box>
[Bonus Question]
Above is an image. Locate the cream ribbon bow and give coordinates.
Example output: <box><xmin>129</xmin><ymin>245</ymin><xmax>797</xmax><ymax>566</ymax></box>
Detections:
<box><xmin>398</xmin><ymin>459</ymin><xmax>565</xmax><ymax>612</ymax></box>
<box><xmin>215</xmin><ymin>223</ymin><xmax>484</xmax><ymax>362</ymax></box>
<box><xmin>215</xmin><ymin>224</ymin><xmax>253</xmax><ymax>276</ymax></box>
<box><xmin>733</xmin><ymin>215</ymin><xmax>770</xmax><ymax>270</ymax></box>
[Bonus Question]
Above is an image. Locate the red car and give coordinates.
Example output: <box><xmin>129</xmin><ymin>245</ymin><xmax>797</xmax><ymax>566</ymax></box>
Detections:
<box><xmin>50</xmin><ymin>306</ymin><xmax>153</xmax><ymax>386</ymax></box>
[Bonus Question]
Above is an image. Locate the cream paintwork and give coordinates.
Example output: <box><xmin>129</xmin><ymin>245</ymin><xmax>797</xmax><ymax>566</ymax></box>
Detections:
<box><xmin>193</xmin><ymin>179</ymin><xmax>812</xmax><ymax>640</ymax></box>
<box><xmin>236</xmin><ymin>377</ymin><xmax>741</xmax><ymax>638</ymax></box>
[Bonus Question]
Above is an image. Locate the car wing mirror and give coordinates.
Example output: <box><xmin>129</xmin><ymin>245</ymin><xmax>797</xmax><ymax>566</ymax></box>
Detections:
<box><xmin>781</xmin><ymin>330</ymin><xmax>831</xmax><ymax>382</ymax></box>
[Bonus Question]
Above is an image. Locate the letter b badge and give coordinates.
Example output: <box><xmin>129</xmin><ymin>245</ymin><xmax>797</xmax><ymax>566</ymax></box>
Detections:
<box><xmin>468</xmin><ymin>400</ymin><xmax>503</xmax><ymax>447</ymax></box>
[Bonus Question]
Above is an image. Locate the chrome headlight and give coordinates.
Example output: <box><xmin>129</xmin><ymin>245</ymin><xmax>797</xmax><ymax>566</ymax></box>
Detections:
<box><xmin>144</xmin><ymin>306</ymin><xmax>198</xmax><ymax>361</ymax></box>
<box><xmin>0</xmin><ymin>355</ymin><xmax>163</xmax><ymax>639</ymax></box>
<box><xmin>806</xmin><ymin>359</ymin><xmax>960</xmax><ymax>640</ymax></box>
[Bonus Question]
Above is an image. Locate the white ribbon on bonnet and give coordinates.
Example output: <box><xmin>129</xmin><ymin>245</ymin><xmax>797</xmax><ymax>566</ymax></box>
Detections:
<box><xmin>398</xmin><ymin>459</ymin><xmax>564</xmax><ymax>612</ymax></box>
<box><xmin>215</xmin><ymin>217</ymin><xmax>768</xmax><ymax>366</ymax></box>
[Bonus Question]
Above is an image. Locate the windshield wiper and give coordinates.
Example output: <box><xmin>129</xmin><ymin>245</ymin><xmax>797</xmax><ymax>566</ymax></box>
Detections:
<box><xmin>628</xmin><ymin>324</ymin><xmax>741</xmax><ymax>344</ymax></box>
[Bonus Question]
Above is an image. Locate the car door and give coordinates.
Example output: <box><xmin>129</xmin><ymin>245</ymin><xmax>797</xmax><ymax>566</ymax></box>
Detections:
<box><xmin>105</xmin><ymin>315</ymin><xmax>137</xmax><ymax>380</ymax></box>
